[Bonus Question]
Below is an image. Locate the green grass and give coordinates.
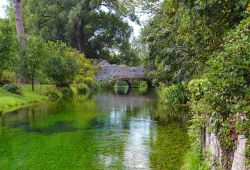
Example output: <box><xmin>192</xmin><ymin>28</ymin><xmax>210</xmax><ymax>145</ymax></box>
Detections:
<box><xmin>158</xmin><ymin>83</ymin><xmax>188</xmax><ymax>105</ymax></box>
<box><xmin>181</xmin><ymin>148</ymin><xmax>210</xmax><ymax>170</ymax></box>
<box><xmin>0</xmin><ymin>85</ymin><xmax>57</xmax><ymax>112</ymax></box>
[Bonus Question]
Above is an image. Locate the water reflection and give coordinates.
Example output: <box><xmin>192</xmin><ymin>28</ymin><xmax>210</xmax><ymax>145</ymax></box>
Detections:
<box><xmin>124</xmin><ymin>117</ymin><xmax>153</xmax><ymax>169</ymax></box>
<box><xmin>0</xmin><ymin>91</ymin><xmax>190</xmax><ymax>170</ymax></box>
<box><xmin>154</xmin><ymin>104</ymin><xmax>189</xmax><ymax>125</ymax></box>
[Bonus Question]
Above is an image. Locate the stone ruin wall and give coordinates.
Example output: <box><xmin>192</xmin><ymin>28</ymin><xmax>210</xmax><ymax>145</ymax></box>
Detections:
<box><xmin>205</xmin><ymin>116</ymin><xmax>248</xmax><ymax>170</ymax></box>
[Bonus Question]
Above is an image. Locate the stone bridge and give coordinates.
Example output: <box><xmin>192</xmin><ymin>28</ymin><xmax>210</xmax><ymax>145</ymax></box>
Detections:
<box><xmin>96</xmin><ymin>61</ymin><xmax>150</xmax><ymax>88</ymax></box>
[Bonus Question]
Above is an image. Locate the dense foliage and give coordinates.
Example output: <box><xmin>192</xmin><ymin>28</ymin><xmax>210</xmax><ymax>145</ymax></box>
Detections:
<box><xmin>18</xmin><ymin>36</ymin><xmax>47</xmax><ymax>91</ymax></box>
<box><xmin>22</xmin><ymin>0</ymin><xmax>139</xmax><ymax>65</ymax></box>
<box><xmin>45</xmin><ymin>41</ymin><xmax>95</xmax><ymax>88</ymax></box>
<box><xmin>0</xmin><ymin>20</ymin><xmax>96</xmax><ymax>92</ymax></box>
<box><xmin>142</xmin><ymin>0</ymin><xmax>249</xmax><ymax>168</ymax></box>
<box><xmin>142</xmin><ymin>0</ymin><xmax>248</xmax><ymax>85</ymax></box>
<box><xmin>188</xmin><ymin>17</ymin><xmax>250</xmax><ymax>168</ymax></box>
<box><xmin>158</xmin><ymin>83</ymin><xmax>188</xmax><ymax>104</ymax></box>
<box><xmin>0</xmin><ymin>19</ymin><xmax>17</xmax><ymax>78</ymax></box>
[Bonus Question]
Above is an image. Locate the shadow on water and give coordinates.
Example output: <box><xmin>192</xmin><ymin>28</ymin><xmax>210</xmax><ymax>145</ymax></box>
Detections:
<box><xmin>153</xmin><ymin>103</ymin><xmax>190</xmax><ymax>125</ymax></box>
<box><xmin>0</xmin><ymin>90</ymin><xmax>190</xmax><ymax>170</ymax></box>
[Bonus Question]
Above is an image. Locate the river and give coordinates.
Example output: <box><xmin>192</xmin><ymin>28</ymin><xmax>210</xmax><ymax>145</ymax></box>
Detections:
<box><xmin>0</xmin><ymin>90</ymin><xmax>190</xmax><ymax>170</ymax></box>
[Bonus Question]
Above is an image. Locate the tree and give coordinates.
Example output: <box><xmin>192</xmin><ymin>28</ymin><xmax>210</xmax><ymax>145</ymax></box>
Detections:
<box><xmin>18</xmin><ymin>36</ymin><xmax>46</xmax><ymax>91</ymax></box>
<box><xmin>45</xmin><ymin>41</ymin><xmax>80</xmax><ymax>87</ymax></box>
<box><xmin>141</xmin><ymin>0</ymin><xmax>248</xmax><ymax>85</ymax></box>
<box><xmin>0</xmin><ymin>19</ymin><xmax>17</xmax><ymax>78</ymax></box>
<box><xmin>14</xmin><ymin>0</ymin><xmax>25</xmax><ymax>48</ymax></box>
<box><xmin>22</xmin><ymin>0</ymin><xmax>138</xmax><ymax>63</ymax></box>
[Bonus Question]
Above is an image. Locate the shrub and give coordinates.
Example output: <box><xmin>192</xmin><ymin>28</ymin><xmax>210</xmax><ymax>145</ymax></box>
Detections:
<box><xmin>159</xmin><ymin>83</ymin><xmax>188</xmax><ymax>104</ymax></box>
<box><xmin>96</xmin><ymin>80</ymin><xmax>116</xmax><ymax>90</ymax></box>
<box><xmin>138</xmin><ymin>81</ymin><xmax>148</xmax><ymax>94</ymax></box>
<box><xmin>188</xmin><ymin>78</ymin><xmax>211</xmax><ymax>101</ymax></box>
<box><xmin>0</xmin><ymin>70</ymin><xmax>16</xmax><ymax>85</ymax></box>
<box><xmin>3</xmin><ymin>84</ymin><xmax>22</xmax><ymax>95</ymax></box>
<box><xmin>187</xmin><ymin>17</ymin><xmax>250</xmax><ymax>168</ymax></box>
<box><xmin>46</xmin><ymin>91</ymin><xmax>60</xmax><ymax>101</ymax></box>
<box><xmin>46</xmin><ymin>41</ymin><xmax>96</xmax><ymax>88</ymax></box>
<box><xmin>61</xmin><ymin>87</ymin><xmax>74</xmax><ymax>98</ymax></box>
<box><xmin>46</xmin><ymin>55</ymin><xmax>79</xmax><ymax>87</ymax></box>
<box><xmin>74</xmin><ymin>55</ymin><xmax>96</xmax><ymax>88</ymax></box>
<box><xmin>45</xmin><ymin>41</ymin><xmax>79</xmax><ymax>87</ymax></box>
<box><xmin>77</xmin><ymin>84</ymin><xmax>90</xmax><ymax>94</ymax></box>
<box><xmin>81</xmin><ymin>77</ymin><xmax>95</xmax><ymax>88</ymax></box>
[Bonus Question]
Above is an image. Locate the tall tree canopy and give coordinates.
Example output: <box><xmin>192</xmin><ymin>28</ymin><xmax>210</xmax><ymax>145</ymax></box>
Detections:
<box><xmin>0</xmin><ymin>19</ymin><xmax>17</xmax><ymax>76</ymax></box>
<box><xmin>142</xmin><ymin>0</ymin><xmax>248</xmax><ymax>85</ymax></box>
<box><xmin>22</xmin><ymin>0</ymin><xmax>138</xmax><ymax>63</ymax></box>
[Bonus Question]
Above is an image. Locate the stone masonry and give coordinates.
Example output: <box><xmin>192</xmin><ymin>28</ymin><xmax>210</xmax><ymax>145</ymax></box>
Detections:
<box><xmin>205</xmin><ymin>116</ymin><xmax>248</xmax><ymax>170</ymax></box>
<box><xmin>96</xmin><ymin>60</ymin><xmax>146</xmax><ymax>81</ymax></box>
<box><xmin>232</xmin><ymin>135</ymin><xmax>248</xmax><ymax>170</ymax></box>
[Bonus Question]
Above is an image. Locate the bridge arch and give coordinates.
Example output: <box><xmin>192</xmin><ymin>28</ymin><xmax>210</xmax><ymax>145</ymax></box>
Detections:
<box><xmin>96</xmin><ymin>60</ymin><xmax>153</xmax><ymax>93</ymax></box>
<box><xmin>114</xmin><ymin>80</ymin><xmax>131</xmax><ymax>95</ymax></box>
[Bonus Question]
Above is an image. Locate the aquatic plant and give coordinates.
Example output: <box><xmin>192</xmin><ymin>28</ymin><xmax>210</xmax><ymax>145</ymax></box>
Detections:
<box><xmin>158</xmin><ymin>83</ymin><xmax>188</xmax><ymax>104</ymax></box>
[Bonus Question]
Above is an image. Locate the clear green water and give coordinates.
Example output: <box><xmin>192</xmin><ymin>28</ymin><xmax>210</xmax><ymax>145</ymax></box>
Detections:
<box><xmin>0</xmin><ymin>91</ymin><xmax>190</xmax><ymax>170</ymax></box>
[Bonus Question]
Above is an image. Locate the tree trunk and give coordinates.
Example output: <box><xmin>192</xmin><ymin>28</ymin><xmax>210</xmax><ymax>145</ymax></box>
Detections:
<box><xmin>14</xmin><ymin>0</ymin><xmax>25</xmax><ymax>48</ymax></box>
<box><xmin>200</xmin><ymin>124</ymin><xmax>206</xmax><ymax>156</ymax></box>
<box><xmin>31</xmin><ymin>76</ymin><xmax>34</xmax><ymax>92</ymax></box>
<box><xmin>74</xmin><ymin>20</ymin><xmax>84</xmax><ymax>52</ymax></box>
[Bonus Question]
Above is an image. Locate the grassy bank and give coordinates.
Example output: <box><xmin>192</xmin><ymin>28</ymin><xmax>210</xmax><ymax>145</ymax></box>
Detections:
<box><xmin>0</xmin><ymin>85</ymin><xmax>57</xmax><ymax>113</ymax></box>
<box><xmin>181</xmin><ymin>148</ymin><xmax>210</xmax><ymax>170</ymax></box>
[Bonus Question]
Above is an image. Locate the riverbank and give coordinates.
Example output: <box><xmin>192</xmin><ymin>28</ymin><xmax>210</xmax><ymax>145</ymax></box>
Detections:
<box><xmin>0</xmin><ymin>85</ymin><xmax>55</xmax><ymax>113</ymax></box>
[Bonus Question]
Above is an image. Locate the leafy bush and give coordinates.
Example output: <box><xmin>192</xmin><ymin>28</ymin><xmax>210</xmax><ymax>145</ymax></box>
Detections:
<box><xmin>0</xmin><ymin>70</ymin><xmax>16</xmax><ymax>85</ymax></box>
<box><xmin>46</xmin><ymin>41</ymin><xmax>95</xmax><ymax>88</ymax></box>
<box><xmin>80</xmin><ymin>77</ymin><xmax>95</xmax><ymax>88</ymax></box>
<box><xmin>61</xmin><ymin>87</ymin><xmax>74</xmax><ymax>98</ymax></box>
<box><xmin>159</xmin><ymin>83</ymin><xmax>188</xmax><ymax>104</ymax></box>
<box><xmin>77</xmin><ymin>84</ymin><xmax>90</xmax><ymax>94</ymax></box>
<box><xmin>96</xmin><ymin>80</ymin><xmax>116</xmax><ymax>90</ymax></box>
<box><xmin>3</xmin><ymin>84</ymin><xmax>22</xmax><ymax>95</ymax></box>
<box><xmin>187</xmin><ymin>17</ymin><xmax>250</xmax><ymax>168</ymax></box>
<box><xmin>138</xmin><ymin>81</ymin><xmax>148</xmax><ymax>94</ymax></box>
<box><xmin>46</xmin><ymin>91</ymin><xmax>60</xmax><ymax>101</ymax></box>
<box><xmin>74</xmin><ymin>53</ymin><xmax>96</xmax><ymax>88</ymax></box>
<box><xmin>45</xmin><ymin>42</ymin><xmax>78</xmax><ymax>87</ymax></box>
<box><xmin>188</xmin><ymin>79</ymin><xmax>210</xmax><ymax>101</ymax></box>
<box><xmin>188</xmin><ymin>17</ymin><xmax>250</xmax><ymax>115</ymax></box>
<box><xmin>46</xmin><ymin>56</ymin><xmax>78</xmax><ymax>87</ymax></box>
